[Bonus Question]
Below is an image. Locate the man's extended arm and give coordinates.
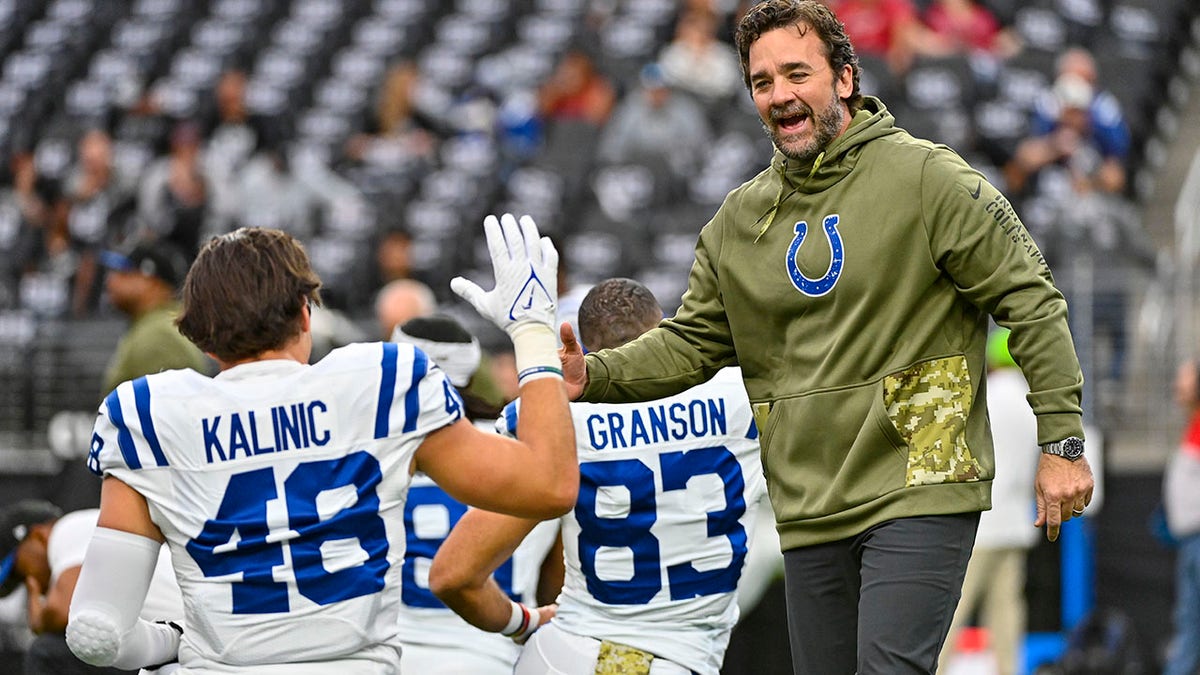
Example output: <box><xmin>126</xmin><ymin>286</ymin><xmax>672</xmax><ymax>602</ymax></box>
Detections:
<box><xmin>921</xmin><ymin>148</ymin><xmax>1092</xmax><ymax>540</ymax></box>
<box><xmin>572</xmin><ymin>218</ymin><xmax>737</xmax><ymax>403</ymax></box>
<box><xmin>429</xmin><ymin>509</ymin><xmax>553</xmax><ymax>642</ymax></box>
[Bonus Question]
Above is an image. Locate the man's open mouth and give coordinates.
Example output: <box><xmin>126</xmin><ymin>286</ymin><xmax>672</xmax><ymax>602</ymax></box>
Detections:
<box><xmin>777</xmin><ymin>113</ymin><xmax>808</xmax><ymax>133</ymax></box>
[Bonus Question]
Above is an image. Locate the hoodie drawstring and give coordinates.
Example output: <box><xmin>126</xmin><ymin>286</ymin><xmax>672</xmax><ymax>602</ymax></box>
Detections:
<box><xmin>754</xmin><ymin>151</ymin><xmax>825</xmax><ymax>243</ymax></box>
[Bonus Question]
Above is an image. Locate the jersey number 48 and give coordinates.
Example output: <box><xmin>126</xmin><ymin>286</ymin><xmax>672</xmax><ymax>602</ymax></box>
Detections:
<box><xmin>186</xmin><ymin>451</ymin><xmax>389</xmax><ymax>614</ymax></box>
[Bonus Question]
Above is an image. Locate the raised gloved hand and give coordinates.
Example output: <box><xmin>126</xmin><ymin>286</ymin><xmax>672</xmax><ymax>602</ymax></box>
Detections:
<box><xmin>451</xmin><ymin>214</ymin><xmax>562</xmax><ymax>384</ymax></box>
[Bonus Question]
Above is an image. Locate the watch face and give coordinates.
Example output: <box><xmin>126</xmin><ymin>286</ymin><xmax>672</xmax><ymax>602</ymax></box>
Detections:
<box><xmin>1062</xmin><ymin>437</ymin><xmax>1085</xmax><ymax>459</ymax></box>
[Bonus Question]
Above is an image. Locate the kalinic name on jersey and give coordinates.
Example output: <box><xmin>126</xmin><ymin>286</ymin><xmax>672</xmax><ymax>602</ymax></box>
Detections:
<box><xmin>202</xmin><ymin>399</ymin><xmax>331</xmax><ymax>463</ymax></box>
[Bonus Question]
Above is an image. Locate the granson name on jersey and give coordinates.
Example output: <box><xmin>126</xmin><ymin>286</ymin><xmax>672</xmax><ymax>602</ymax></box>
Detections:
<box><xmin>584</xmin><ymin>397</ymin><xmax>728</xmax><ymax>451</ymax></box>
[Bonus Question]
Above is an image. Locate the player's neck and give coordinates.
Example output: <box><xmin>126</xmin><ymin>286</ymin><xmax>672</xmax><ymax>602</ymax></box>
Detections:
<box><xmin>213</xmin><ymin>334</ymin><xmax>312</xmax><ymax>371</ymax></box>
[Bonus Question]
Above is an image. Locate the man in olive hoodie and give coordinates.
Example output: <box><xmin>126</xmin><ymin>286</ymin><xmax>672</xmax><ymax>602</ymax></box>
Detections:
<box><xmin>558</xmin><ymin>1</ymin><xmax>1094</xmax><ymax>673</ymax></box>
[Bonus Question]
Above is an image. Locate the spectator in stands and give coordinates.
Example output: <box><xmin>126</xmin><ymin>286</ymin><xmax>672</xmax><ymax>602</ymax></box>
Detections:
<box><xmin>1007</xmin><ymin>46</ymin><xmax>1130</xmax><ymax>197</ymax></box>
<box><xmin>98</xmin><ymin>237</ymin><xmax>210</xmax><ymax>396</ymax></box>
<box><xmin>657</xmin><ymin>9</ymin><xmax>744</xmax><ymax>105</ymax></box>
<box><xmin>938</xmin><ymin>328</ymin><xmax>1040</xmax><ymax>675</ymax></box>
<box><xmin>537</xmin><ymin>50</ymin><xmax>616</xmax><ymax>128</ymax></box>
<box><xmin>203</xmin><ymin>68</ymin><xmax>269</xmax><ymax>232</ymax></box>
<box><xmin>1163</xmin><ymin>358</ymin><xmax>1200</xmax><ymax>675</ymax></box>
<box><xmin>344</xmin><ymin>61</ymin><xmax>441</xmax><ymax>169</ymax></box>
<box><xmin>598</xmin><ymin>63</ymin><xmax>713</xmax><ymax>180</ymax></box>
<box><xmin>0</xmin><ymin>500</ymin><xmax>182</xmax><ymax>675</ymax></box>
<box><xmin>65</xmin><ymin>128</ymin><xmax>137</xmax><ymax>317</ymax></box>
<box><xmin>1003</xmin><ymin>55</ymin><xmax>1151</xmax><ymax>391</ymax></box>
<box><xmin>0</xmin><ymin>151</ymin><xmax>59</xmax><ymax>310</ymax></box>
<box><xmin>374</xmin><ymin>226</ymin><xmax>416</xmax><ymax>288</ymax></box>
<box><xmin>203</xmin><ymin>68</ymin><xmax>267</xmax><ymax>183</ymax></box>
<box><xmin>374</xmin><ymin>277</ymin><xmax>437</xmax><ymax>340</ymax></box>
<box><xmin>225</xmin><ymin>113</ymin><xmax>364</xmax><ymax>243</ymax></box>
<box><xmin>920</xmin><ymin>0</ymin><xmax>1021</xmax><ymax>59</ymax></box>
<box><xmin>136</xmin><ymin>120</ymin><xmax>210</xmax><ymax>258</ymax></box>
<box><xmin>824</xmin><ymin>0</ymin><xmax>935</xmax><ymax>74</ymax></box>
<box><xmin>689</xmin><ymin>0</ymin><xmax>745</xmax><ymax>39</ymax></box>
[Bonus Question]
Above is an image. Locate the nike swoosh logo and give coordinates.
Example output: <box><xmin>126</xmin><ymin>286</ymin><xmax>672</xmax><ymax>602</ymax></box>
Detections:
<box><xmin>522</xmin><ymin>293</ymin><xmax>534</xmax><ymax>310</ymax></box>
<box><xmin>969</xmin><ymin>180</ymin><xmax>981</xmax><ymax>200</ymax></box>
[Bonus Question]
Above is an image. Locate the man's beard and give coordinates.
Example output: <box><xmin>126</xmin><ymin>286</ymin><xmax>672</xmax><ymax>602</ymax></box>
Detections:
<box><xmin>763</xmin><ymin>93</ymin><xmax>846</xmax><ymax>164</ymax></box>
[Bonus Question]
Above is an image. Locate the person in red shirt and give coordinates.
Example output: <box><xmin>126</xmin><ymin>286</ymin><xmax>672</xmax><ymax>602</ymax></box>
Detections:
<box><xmin>922</xmin><ymin>0</ymin><xmax>1020</xmax><ymax>58</ymax></box>
<box><xmin>825</xmin><ymin>0</ymin><xmax>927</xmax><ymax>73</ymax></box>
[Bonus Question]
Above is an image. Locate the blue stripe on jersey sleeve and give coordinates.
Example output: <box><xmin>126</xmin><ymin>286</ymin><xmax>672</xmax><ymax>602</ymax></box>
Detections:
<box><xmin>132</xmin><ymin>377</ymin><xmax>168</xmax><ymax>467</ymax></box>
<box><xmin>402</xmin><ymin>349</ymin><xmax>428</xmax><ymax>433</ymax></box>
<box><xmin>503</xmin><ymin>401</ymin><xmax>519</xmax><ymax>437</ymax></box>
<box><xmin>104</xmin><ymin>389</ymin><xmax>142</xmax><ymax>470</ymax></box>
<box><xmin>746</xmin><ymin>419</ymin><xmax>759</xmax><ymax>440</ymax></box>
<box><xmin>374</xmin><ymin>342</ymin><xmax>399</xmax><ymax>439</ymax></box>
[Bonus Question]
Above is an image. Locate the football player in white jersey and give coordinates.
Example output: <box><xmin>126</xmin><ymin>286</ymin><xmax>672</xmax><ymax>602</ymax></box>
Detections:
<box><xmin>64</xmin><ymin>215</ymin><xmax>578</xmax><ymax>674</ymax></box>
<box><xmin>430</xmin><ymin>278</ymin><xmax>767</xmax><ymax>675</ymax></box>
<box><xmin>390</xmin><ymin>314</ymin><xmax>563</xmax><ymax>674</ymax></box>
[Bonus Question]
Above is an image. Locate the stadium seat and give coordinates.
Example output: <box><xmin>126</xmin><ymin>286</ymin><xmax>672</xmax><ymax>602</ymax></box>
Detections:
<box><xmin>903</xmin><ymin>55</ymin><xmax>977</xmax><ymax>112</ymax></box>
<box><xmin>1012</xmin><ymin>5</ymin><xmax>1068</xmax><ymax>53</ymax></box>
<box><xmin>994</xmin><ymin>48</ymin><xmax>1057</xmax><ymax>112</ymax></box>
<box><xmin>974</xmin><ymin>98</ymin><xmax>1029</xmax><ymax>165</ymax></box>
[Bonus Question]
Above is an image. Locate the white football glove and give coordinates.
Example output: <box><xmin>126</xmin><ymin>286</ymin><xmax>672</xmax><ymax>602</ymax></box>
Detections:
<box><xmin>451</xmin><ymin>214</ymin><xmax>562</xmax><ymax>384</ymax></box>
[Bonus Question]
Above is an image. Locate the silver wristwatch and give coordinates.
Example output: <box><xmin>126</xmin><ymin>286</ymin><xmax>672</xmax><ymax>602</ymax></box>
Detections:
<box><xmin>1040</xmin><ymin>436</ymin><xmax>1085</xmax><ymax>461</ymax></box>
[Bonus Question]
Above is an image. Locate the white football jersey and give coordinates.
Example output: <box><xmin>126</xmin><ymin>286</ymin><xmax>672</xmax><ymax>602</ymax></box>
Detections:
<box><xmin>501</xmin><ymin>368</ymin><xmax>765</xmax><ymax>675</ymax></box>
<box><xmin>88</xmin><ymin>342</ymin><xmax>464</xmax><ymax>674</ymax></box>
<box><xmin>398</xmin><ymin>467</ymin><xmax>559</xmax><ymax>674</ymax></box>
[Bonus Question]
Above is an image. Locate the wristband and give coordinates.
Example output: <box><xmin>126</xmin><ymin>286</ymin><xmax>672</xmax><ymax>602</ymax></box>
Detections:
<box><xmin>511</xmin><ymin>323</ymin><xmax>562</xmax><ymax>384</ymax></box>
<box><xmin>500</xmin><ymin>600</ymin><xmax>541</xmax><ymax>643</ymax></box>
<box><xmin>501</xmin><ymin>600</ymin><xmax>530</xmax><ymax>636</ymax></box>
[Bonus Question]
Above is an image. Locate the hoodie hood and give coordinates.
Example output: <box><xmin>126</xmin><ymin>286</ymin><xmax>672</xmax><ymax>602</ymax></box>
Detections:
<box><xmin>752</xmin><ymin>96</ymin><xmax>902</xmax><ymax>241</ymax></box>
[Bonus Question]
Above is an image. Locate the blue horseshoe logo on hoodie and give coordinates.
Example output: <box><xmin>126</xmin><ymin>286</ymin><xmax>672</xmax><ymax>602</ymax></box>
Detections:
<box><xmin>786</xmin><ymin>214</ymin><xmax>844</xmax><ymax>297</ymax></box>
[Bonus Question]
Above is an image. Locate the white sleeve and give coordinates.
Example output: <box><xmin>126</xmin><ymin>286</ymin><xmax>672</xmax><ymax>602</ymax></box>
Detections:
<box><xmin>66</xmin><ymin>527</ymin><xmax>181</xmax><ymax>670</ymax></box>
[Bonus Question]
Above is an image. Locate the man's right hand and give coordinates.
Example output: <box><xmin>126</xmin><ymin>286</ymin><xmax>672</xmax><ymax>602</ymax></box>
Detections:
<box><xmin>559</xmin><ymin>322</ymin><xmax>586</xmax><ymax>401</ymax></box>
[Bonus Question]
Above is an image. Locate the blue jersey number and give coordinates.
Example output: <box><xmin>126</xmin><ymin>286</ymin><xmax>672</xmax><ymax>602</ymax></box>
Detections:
<box><xmin>574</xmin><ymin>445</ymin><xmax>748</xmax><ymax>605</ymax></box>
<box><xmin>186</xmin><ymin>452</ymin><xmax>390</xmax><ymax>614</ymax></box>
<box><xmin>401</xmin><ymin>485</ymin><xmax>519</xmax><ymax>608</ymax></box>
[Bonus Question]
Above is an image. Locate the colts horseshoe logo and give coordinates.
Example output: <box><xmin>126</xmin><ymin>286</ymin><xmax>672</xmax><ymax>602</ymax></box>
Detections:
<box><xmin>786</xmin><ymin>214</ymin><xmax>844</xmax><ymax>297</ymax></box>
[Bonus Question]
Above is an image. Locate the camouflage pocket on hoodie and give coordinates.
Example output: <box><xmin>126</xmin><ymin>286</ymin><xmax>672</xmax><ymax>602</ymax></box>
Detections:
<box><xmin>883</xmin><ymin>355</ymin><xmax>983</xmax><ymax>487</ymax></box>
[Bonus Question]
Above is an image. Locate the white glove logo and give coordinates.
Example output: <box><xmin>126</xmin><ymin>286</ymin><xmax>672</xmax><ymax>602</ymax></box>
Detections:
<box><xmin>451</xmin><ymin>213</ymin><xmax>559</xmax><ymax>337</ymax></box>
<box><xmin>510</xmin><ymin>273</ymin><xmax>552</xmax><ymax>320</ymax></box>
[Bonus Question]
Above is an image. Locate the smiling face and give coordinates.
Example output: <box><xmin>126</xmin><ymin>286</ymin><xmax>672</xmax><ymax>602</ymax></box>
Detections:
<box><xmin>748</xmin><ymin>25</ymin><xmax>854</xmax><ymax>163</ymax></box>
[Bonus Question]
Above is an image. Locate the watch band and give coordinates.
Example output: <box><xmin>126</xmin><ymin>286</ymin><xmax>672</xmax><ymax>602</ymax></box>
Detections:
<box><xmin>1041</xmin><ymin>436</ymin><xmax>1085</xmax><ymax>461</ymax></box>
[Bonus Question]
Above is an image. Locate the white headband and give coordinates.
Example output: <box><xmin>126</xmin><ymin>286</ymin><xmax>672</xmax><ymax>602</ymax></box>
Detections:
<box><xmin>391</xmin><ymin>326</ymin><xmax>482</xmax><ymax>388</ymax></box>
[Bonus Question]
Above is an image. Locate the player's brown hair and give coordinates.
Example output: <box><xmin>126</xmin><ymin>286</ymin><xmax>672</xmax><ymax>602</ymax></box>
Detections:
<box><xmin>734</xmin><ymin>0</ymin><xmax>863</xmax><ymax>113</ymax></box>
<box><xmin>177</xmin><ymin>227</ymin><xmax>322</xmax><ymax>363</ymax></box>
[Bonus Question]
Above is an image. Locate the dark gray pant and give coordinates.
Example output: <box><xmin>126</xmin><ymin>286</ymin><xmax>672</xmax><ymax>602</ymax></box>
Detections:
<box><xmin>782</xmin><ymin>513</ymin><xmax>979</xmax><ymax>675</ymax></box>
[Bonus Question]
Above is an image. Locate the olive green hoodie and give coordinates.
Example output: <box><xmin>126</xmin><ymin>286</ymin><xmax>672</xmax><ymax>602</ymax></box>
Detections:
<box><xmin>581</xmin><ymin>97</ymin><xmax>1084</xmax><ymax>549</ymax></box>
